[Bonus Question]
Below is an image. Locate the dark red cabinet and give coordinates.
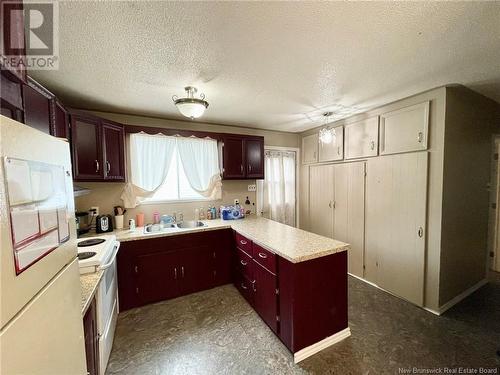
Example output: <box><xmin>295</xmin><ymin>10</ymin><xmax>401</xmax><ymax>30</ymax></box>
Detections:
<box><xmin>22</xmin><ymin>77</ymin><xmax>54</xmax><ymax>135</ymax></box>
<box><xmin>253</xmin><ymin>260</ymin><xmax>278</xmax><ymax>334</ymax></box>
<box><xmin>222</xmin><ymin>136</ymin><xmax>264</xmax><ymax>180</ymax></box>
<box><xmin>70</xmin><ymin>114</ymin><xmax>125</xmax><ymax>182</ymax></box>
<box><xmin>83</xmin><ymin>297</ymin><xmax>99</xmax><ymax>375</ymax></box>
<box><xmin>117</xmin><ymin>230</ymin><xmax>233</xmax><ymax>311</ymax></box>
<box><xmin>0</xmin><ymin>71</ymin><xmax>24</xmax><ymax>121</ymax></box>
<box><xmin>102</xmin><ymin>122</ymin><xmax>125</xmax><ymax>180</ymax></box>
<box><xmin>71</xmin><ymin>116</ymin><xmax>103</xmax><ymax>180</ymax></box>
<box><xmin>245</xmin><ymin>139</ymin><xmax>264</xmax><ymax>179</ymax></box>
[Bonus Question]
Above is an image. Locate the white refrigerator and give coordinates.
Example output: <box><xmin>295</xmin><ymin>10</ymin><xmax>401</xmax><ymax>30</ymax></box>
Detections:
<box><xmin>0</xmin><ymin>116</ymin><xmax>87</xmax><ymax>374</ymax></box>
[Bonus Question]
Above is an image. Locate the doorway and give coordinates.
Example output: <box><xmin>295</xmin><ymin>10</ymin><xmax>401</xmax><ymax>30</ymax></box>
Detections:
<box><xmin>256</xmin><ymin>147</ymin><xmax>299</xmax><ymax>227</ymax></box>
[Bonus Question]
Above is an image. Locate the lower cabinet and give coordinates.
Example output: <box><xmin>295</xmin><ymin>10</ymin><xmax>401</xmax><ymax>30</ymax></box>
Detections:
<box><xmin>83</xmin><ymin>297</ymin><xmax>99</xmax><ymax>375</ymax></box>
<box><xmin>117</xmin><ymin>230</ymin><xmax>233</xmax><ymax>311</ymax></box>
<box><xmin>252</xmin><ymin>260</ymin><xmax>278</xmax><ymax>334</ymax></box>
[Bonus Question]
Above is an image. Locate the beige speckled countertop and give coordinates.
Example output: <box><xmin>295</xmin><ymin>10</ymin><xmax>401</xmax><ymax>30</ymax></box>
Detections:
<box><xmin>113</xmin><ymin>216</ymin><xmax>349</xmax><ymax>263</ymax></box>
<box><xmin>80</xmin><ymin>270</ymin><xmax>103</xmax><ymax>315</ymax></box>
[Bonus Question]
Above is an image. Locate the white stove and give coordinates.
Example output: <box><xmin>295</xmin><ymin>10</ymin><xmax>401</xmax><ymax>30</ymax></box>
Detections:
<box><xmin>77</xmin><ymin>234</ymin><xmax>119</xmax><ymax>274</ymax></box>
<box><xmin>77</xmin><ymin>234</ymin><xmax>120</xmax><ymax>374</ymax></box>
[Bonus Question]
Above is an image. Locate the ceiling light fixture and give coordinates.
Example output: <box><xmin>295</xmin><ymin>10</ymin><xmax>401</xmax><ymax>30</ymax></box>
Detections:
<box><xmin>319</xmin><ymin>112</ymin><xmax>336</xmax><ymax>144</ymax></box>
<box><xmin>172</xmin><ymin>86</ymin><xmax>209</xmax><ymax>120</ymax></box>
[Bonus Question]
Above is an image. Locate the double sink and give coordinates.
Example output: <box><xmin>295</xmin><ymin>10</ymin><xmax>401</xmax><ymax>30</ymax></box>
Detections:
<box><xmin>143</xmin><ymin>220</ymin><xmax>206</xmax><ymax>234</ymax></box>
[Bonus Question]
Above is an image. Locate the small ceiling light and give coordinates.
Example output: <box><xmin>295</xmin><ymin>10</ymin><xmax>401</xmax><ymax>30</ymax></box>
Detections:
<box><xmin>172</xmin><ymin>86</ymin><xmax>209</xmax><ymax>119</ymax></box>
<box><xmin>319</xmin><ymin>112</ymin><xmax>336</xmax><ymax>144</ymax></box>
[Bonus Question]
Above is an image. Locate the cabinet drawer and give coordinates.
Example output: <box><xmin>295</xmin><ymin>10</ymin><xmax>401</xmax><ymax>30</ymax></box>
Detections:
<box><xmin>235</xmin><ymin>272</ymin><xmax>254</xmax><ymax>306</ymax></box>
<box><xmin>236</xmin><ymin>248</ymin><xmax>254</xmax><ymax>280</ymax></box>
<box><xmin>235</xmin><ymin>232</ymin><xmax>252</xmax><ymax>254</ymax></box>
<box><xmin>252</xmin><ymin>243</ymin><xmax>276</xmax><ymax>274</ymax></box>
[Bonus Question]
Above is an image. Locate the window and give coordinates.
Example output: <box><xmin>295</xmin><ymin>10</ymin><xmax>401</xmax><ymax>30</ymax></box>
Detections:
<box><xmin>145</xmin><ymin>152</ymin><xmax>206</xmax><ymax>202</ymax></box>
<box><xmin>121</xmin><ymin>132</ymin><xmax>222</xmax><ymax>208</ymax></box>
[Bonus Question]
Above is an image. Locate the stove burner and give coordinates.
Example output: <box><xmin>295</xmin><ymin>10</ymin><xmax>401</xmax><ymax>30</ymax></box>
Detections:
<box><xmin>78</xmin><ymin>251</ymin><xmax>97</xmax><ymax>260</ymax></box>
<box><xmin>78</xmin><ymin>238</ymin><xmax>105</xmax><ymax>247</ymax></box>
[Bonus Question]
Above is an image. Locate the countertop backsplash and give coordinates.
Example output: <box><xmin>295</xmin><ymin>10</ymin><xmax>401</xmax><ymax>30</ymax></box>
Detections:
<box><xmin>74</xmin><ymin>179</ymin><xmax>258</xmax><ymax>224</ymax></box>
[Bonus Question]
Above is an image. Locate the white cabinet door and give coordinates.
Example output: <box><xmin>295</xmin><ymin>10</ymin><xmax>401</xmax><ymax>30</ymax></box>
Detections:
<box><xmin>319</xmin><ymin>126</ymin><xmax>344</xmax><ymax>162</ymax></box>
<box><xmin>344</xmin><ymin>117</ymin><xmax>379</xmax><ymax>159</ymax></box>
<box><xmin>333</xmin><ymin>162</ymin><xmax>366</xmax><ymax>278</ymax></box>
<box><xmin>365</xmin><ymin>152</ymin><xmax>428</xmax><ymax>306</ymax></box>
<box><xmin>309</xmin><ymin>164</ymin><xmax>334</xmax><ymax>238</ymax></box>
<box><xmin>302</xmin><ymin>133</ymin><xmax>319</xmax><ymax>164</ymax></box>
<box><xmin>380</xmin><ymin>101</ymin><xmax>429</xmax><ymax>155</ymax></box>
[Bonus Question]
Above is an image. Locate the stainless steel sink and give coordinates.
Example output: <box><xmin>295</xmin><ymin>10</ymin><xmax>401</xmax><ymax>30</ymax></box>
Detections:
<box><xmin>176</xmin><ymin>221</ymin><xmax>206</xmax><ymax>229</ymax></box>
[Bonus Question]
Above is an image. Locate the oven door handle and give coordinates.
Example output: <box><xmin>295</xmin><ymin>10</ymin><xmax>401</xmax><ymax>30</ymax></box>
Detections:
<box><xmin>99</xmin><ymin>242</ymin><xmax>120</xmax><ymax>270</ymax></box>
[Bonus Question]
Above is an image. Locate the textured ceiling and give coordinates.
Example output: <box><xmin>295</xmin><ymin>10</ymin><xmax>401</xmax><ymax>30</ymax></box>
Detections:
<box><xmin>31</xmin><ymin>1</ymin><xmax>500</xmax><ymax>132</ymax></box>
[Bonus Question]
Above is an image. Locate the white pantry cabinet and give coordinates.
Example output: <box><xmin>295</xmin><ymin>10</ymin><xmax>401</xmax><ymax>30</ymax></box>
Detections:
<box><xmin>379</xmin><ymin>101</ymin><xmax>430</xmax><ymax>155</ymax></box>
<box><xmin>309</xmin><ymin>164</ymin><xmax>334</xmax><ymax>238</ymax></box>
<box><xmin>344</xmin><ymin>117</ymin><xmax>379</xmax><ymax>160</ymax></box>
<box><xmin>333</xmin><ymin>162</ymin><xmax>366</xmax><ymax>278</ymax></box>
<box><xmin>302</xmin><ymin>133</ymin><xmax>319</xmax><ymax>164</ymax></box>
<box><xmin>365</xmin><ymin>152</ymin><xmax>428</xmax><ymax>306</ymax></box>
<box><xmin>319</xmin><ymin>126</ymin><xmax>344</xmax><ymax>162</ymax></box>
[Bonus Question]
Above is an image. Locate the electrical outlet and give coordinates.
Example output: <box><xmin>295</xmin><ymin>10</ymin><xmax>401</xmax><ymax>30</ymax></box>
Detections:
<box><xmin>234</xmin><ymin>199</ymin><xmax>240</xmax><ymax>205</ymax></box>
<box><xmin>248</xmin><ymin>184</ymin><xmax>256</xmax><ymax>192</ymax></box>
<box><xmin>89</xmin><ymin>206</ymin><xmax>99</xmax><ymax>217</ymax></box>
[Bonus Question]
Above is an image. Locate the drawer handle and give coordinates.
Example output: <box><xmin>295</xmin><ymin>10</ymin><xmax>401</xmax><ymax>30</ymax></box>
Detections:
<box><xmin>370</xmin><ymin>141</ymin><xmax>375</xmax><ymax>150</ymax></box>
<box><xmin>240</xmin><ymin>259</ymin><xmax>248</xmax><ymax>266</ymax></box>
<box><xmin>258</xmin><ymin>252</ymin><xmax>268</xmax><ymax>259</ymax></box>
<box><xmin>95</xmin><ymin>160</ymin><xmax>99</xmax><ymax>173</ymax></box>
<box><xmin>252</xmin><ymin>279</ymin><xmax>256</xmax><ymax>292</ymax></box>
<box><xmin>174</xmin><ymin>267</ymin><xmax>177</xmax><ymax>279</ymax></box>
<box><xmin>418</xmin><ymin>227</ymin><xmax>424</xmax><ymax>238</ymax></box>
<box><xmin>241</xmin><ymin>283</ymin><xmax>248</xmax><ymax>290</ymax></box>
<box><xmin>181</xmin><ymin>266</ymin><xmax>185</xmax><ymax>278</ymax></box>
<box><xmin>106</xmin><ymin>161</ymin><xmax>111</xmax><ymax>173</ymax></box>
<box><xmin>240</xmin><ymin>240</ymin><xmax>247</xmax><ymax>245</ymax></box>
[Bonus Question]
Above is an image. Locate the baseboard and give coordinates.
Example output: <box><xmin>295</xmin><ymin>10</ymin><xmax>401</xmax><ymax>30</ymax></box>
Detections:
<box><xmin>293</xmin><ymin>327</ymin><xmax>351</xmax><ymax>363</ymax></box>
<box><xmin>437</xmin><ymin>278</ymin><xmax>488</xmax><ymax>315</ymax></box>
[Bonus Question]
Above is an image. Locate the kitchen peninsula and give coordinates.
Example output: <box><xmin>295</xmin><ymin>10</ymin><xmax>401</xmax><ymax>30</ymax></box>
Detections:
<box><xmin>114</xmin><ymin>216</ymin><xmax>350</xmax><ymax>362</ymax></box>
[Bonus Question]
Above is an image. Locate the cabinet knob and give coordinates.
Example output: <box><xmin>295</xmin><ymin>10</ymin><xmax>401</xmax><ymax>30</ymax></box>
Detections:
<box><xmin>418</xmin><ymin>227</ymin><xmax>424</xmax><ymax>238</ymax></box>
<box><xmin>370</xmin><ymin>141</ymin><xmax>375</xmax><ymax>150</ymax></box>
<box><xmin>240</xmin><ymin>240</ymin><xmax>247</xmax><ymax>245</ymax></box>
<box><xmin>106</xmin><ymin>161</ymin><xmax>111</xmax><ymax>173</ymax></box>
<box><xmin>181</xmin><ymin>266</ymin><xmax>185</xmax><ymax>278</ymax></box>
<box><xmin>95</xmin><ymin>160</ymin><xmax>99</xmax><ymax>173</ymax></box>
<box><xmin>248</xmin><ymin>164</ymin><xmax>252</xmax><ymax>172</ymax></box>
<box><xmin>240</xmin><ymin>164</ymin><xmax>244</xmax><ymax>173</ymax></box>
<box><xmin>241</xmin><ymin>283</ymin><xmax>248</xmax><ymax>290</ymax></box>
<box><xmin>240</xmin><ymin>259</ymin><xmax>248</xmax><ymax>266</ymax></box>
<box><xmin>251</xmin><ymin>279</ymin><xmax>256</xmax><ymax>292</ymax></box>
<box><xmin>174</xmin><ymin>267</ymin><xmax>177</xmax><ymax>279</ymax></box>
<box><xmin>337</xmin><ymin>146</ymin><xmax>341</xmax><ymax>155</ymax></box>
<box><xmin>258</xmin><ymin>252</ymin><xmax>268</xmax><ymax>259</ymax></box>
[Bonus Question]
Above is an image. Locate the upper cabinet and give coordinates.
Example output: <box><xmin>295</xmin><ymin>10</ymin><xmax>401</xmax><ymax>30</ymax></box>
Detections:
<box><xmin>222</xmin><ymin>136</ymin><xmax>264</xmax><ymax>180</ymax></box>
<box><xmin>302</xmin><ymin>133</ymin><xmax>318</xmax><ymax>164</ymax></box>
<box><xmin>71</xmin><ymin>114</ymin><xmax>125</xmax><ymax>182</ymax></box>
<box><xmin>319</xmin><ymin>126</ymin><xmax>344</xmax><ymax>162</ymax></box>
<box><xmin>53</xmin><ymin>99</ymin><xmax>69</xmax><ymax>139</ymax></box>
<box><xmin>379</xmin><ymin>101</ymin><xmax>429</xmax><ymax>155</ymax></box>
<box><xmin>0</xmin><ymin>71</ymin><xmax>24</xmax><ymax>122</ymax></box>
<box><xmin>23</xmin><ymin>77</ymin><xmax>54</xmax><ymax>135</ymax></box>
<box><xmin>344</xmin><ymin>116</ymin><xmax>379</xmax><ymax>160</ymax></box>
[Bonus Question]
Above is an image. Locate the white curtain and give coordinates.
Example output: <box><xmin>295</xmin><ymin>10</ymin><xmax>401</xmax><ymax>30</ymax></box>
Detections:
<box><xmin>257</xmin><ymin>150</ymin><xmax>296</xmax><ymax>226</ymax></box>
<box><xmin>121</xmin><ymin>132</ymin><xmax>177</xmax><ymax>208</ymax></box>
<box><xmin>177</xmin><ymin>137</ymin><xmax>222</xmax><ymax>200</ymax></box>
<box><xmin>121</xmin><ymin>132</ymin><xmax>221</xmax><ymax>208</ymax></box>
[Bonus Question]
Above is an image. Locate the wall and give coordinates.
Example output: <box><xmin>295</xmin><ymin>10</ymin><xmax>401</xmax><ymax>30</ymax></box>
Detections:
<box><xmin>74</xmin><ymin>110</ymin><xmax>300</xmax><ymax>225</ymax></box>
<box><xmin>439</xmin><ymin>86</ymin><xmax>500</xmax><ymax>305</ymax></box>
<box><xmin>298</xmin><ymin>87</ymin><xmax>447</xmax><ymax>311</ymax></box>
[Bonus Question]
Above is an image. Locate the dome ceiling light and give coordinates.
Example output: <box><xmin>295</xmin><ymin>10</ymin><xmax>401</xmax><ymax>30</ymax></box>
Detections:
<box><xmin>319</xmin><ymin>112</ymin><xmax>336</xmax><ymax>144</ymax></box>
<box><xmin>172</xmin><ymin>86</ymin><xmax>209</xmax><ymax>120</ymax></box>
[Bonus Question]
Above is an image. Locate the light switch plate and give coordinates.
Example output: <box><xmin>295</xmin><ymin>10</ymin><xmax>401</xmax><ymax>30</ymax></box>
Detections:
<box><xmin>234</xmin><ymin>199</ymin><xmax>240</xmax><ymax>205</ymax></box>
<box><xmin>248</xmin><ymin>184</ymin><xmax>256</xmax><ymax>192</ymax></box>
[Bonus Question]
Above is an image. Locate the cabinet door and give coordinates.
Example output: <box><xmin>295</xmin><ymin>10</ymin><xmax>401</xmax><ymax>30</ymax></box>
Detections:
<box><xmin>246</xmin><ymin>138</ymin><xmax>264</xmax><ymax>179</ymax></box>
<box><xmin>253</xmin><ymin>262</ymin><xmax>278</xmax><ymax>334</ymax></box>
<box><xmin>223</xmin><ymin>137</ymin><xmax>245</xmax><ymax>179</ymax></box>
<box><xmin>102</xmin><ymin>122</ymin><xmax>125</xmax><ymax>181</ymax></box>
<box><xmin>178</xmin><ymin>246</ymin><xmax>214</xmax><ymax>295</ymax></box>
<box><xmin>319</xmin><ymin>126</ymin><xmax>344</xmax><ymax>162</ymax></box>
<box><xmin>135</xmin><ymin>251</ymin><xmax>179</xmax><ymax>305</ymax></box>
<box><xmin>333</xmin><ymin>162</ymin><xmax>366</xmax><ymax>278</ymax></box>
<box><xmin>309</xmin><ymin>164</ymin><xmax>334</xmax><ymax>238</ymax></box>
<box><xmin>0</xmin><ymin>71</ymin><xmax>24</xmax><ymax>122</ymax></box>
<box><xmin>71</xmin><ymin>116</ymin><xmax>103</xmax><ymax>181</ymax></box>
<box><xmin>22</xmin><ymin>82</ymin><xmax>52</xmax><ymax>135</ymax></box>
<box><xmin>302</xmin><ymin>133</ymin><xmax>318</xmax><ymax>164</ymax></box>
<box><xmin>53</xmin><ymin>100</ymin><xmax>69</xmax><ymax>139</ymax></box>
<box><xmin>345</xmin><ymin>117</ymin><xmax>379</xmax><ymax>159</ymax></box>
<box><xmin>365</xmin><ymin>152</ymin><xmax>428</xmax><ymax>306</ymax></box>
<box><xmin>379</xmin><ymin>101</ymin><xmax>429</xmax><ymax>155</ymax></box>
<box><xmin>83</xmin><ymin>298</ymin><xmax>99</xmax><ymax>375</ymax></box>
